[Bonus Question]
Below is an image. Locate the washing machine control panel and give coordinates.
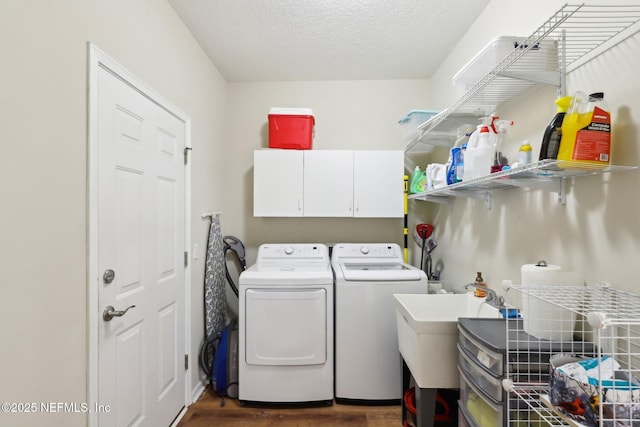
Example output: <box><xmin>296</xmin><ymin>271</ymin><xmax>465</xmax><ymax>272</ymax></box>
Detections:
<box><xmin>332</xmin><ymin>243</ymin><xmax>402</xmax><ymax>260</ymax></box>
<box><xmin>257</xmin><ymin>244</ymin><xmax>329</xmax><ymax>262</ymax></box>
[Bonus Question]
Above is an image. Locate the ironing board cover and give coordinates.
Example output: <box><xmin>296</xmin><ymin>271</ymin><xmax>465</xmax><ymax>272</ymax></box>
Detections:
<box><xmin>204</xmin><ymin>216</ymin><xmax>226</xmax><ymax>340</ymax></box>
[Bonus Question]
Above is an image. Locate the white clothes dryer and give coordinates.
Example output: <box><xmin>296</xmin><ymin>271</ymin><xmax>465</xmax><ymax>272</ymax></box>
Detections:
<box><xmin>332</xmin><ymin>243</ymin><xmax>428</xmax><ymax>404</ymax></box>
<box><xmin>238</xmin><ymin>243</ymin><xmax>333</xmax><ymax>404</ymax></box>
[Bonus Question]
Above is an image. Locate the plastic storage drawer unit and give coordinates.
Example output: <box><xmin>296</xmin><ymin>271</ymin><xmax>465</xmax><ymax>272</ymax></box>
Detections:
<box><xmin>268</xmin><ymin>107</ymin><xmax>314</xmax><ymax>149</ymax></box>
<box><xmin>458</xmin><ymin>324</ymin><xmax>504</xmax><ymax>377</ymax></box>
<box><xmin>457</xmin><ymin>343</ymin><xmax>503</xmax><ymax>403</ymax></box>
<box><xmin>459</xmin><ymin>367</ymin><xmax>504</xmax><ymax>427</ymax></box>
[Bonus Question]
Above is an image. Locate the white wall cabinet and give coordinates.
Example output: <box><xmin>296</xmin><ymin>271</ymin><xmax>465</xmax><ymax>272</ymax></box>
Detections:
<box><xmin>303</xmin><ymin>150</ymin><xmax>354</xmax><ymax>217</ymax></box>
<box><xmin>254</xmin><ymin>150</ymin><xmax>404</xmax><ymax>218</ymax></box>
<box><xmin>254</xmin><ymin>149</ymin><xmax>303</xmax><ymax>217</ymax></box>
<box><xmin>353</xmin><ymin>150</ymin><xmax>404</xmax><ymax>218</ymax></box>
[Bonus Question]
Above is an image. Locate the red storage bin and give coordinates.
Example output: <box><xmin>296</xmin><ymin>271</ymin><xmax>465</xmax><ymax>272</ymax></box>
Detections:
<box><xmin>268</xmin><ymin>108</ymin><xmax>314</xmax><ymax>149</ymax></box>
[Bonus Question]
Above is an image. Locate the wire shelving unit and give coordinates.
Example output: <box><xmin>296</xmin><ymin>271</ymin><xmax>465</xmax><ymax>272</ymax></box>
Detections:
<box><xmin>505</xmin><ymin>284</ymin><xmax>640</xmax><ymax>426</ymax></box>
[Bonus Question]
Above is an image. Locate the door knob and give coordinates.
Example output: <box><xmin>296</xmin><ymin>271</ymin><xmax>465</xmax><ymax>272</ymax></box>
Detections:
<box><xmin>103</xmin><ymin>305</ymin><xmax>136</xmax><ymax>321</ymax></box>
<box><xmin>103</xmin><ymin>269</ymin><xmax>115</xmax><ymax>284</ymax></box>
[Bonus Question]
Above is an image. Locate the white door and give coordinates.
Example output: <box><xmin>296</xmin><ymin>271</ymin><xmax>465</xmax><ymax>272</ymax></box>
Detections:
<box><xmin>96</xmin><ymin>65</ymin><xmax>186</xmax><ymax>426</ymax></box>
<box><xmin>353</xmin><ymin>150</ymin><xmax>404</xmax><ymax>218</ymax></box>
<box><xmin>253</xmin><ymin>150</ymin><xmax>303</xmax><ymax>217</ymax></box>
<box><xmin>303</xmin><ymin>150</ymin><xmax>353</xmax><ymax>217</ymax></box>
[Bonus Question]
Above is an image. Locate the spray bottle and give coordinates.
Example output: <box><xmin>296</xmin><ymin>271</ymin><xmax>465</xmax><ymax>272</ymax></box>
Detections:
<box><xmin>491</xmin><ymin>119</ymin><xmax>514</xmax><ymax>173</ymax></box>
<box><xmin>446</xmin><ymin>128</ymin><xmax>470</xmax><ymax>184</ymax></box>
<box><xmin>446</xmin><ymin>148</ymin><xmax>461</xmax><ymax>185</ymax></box>
<box><xmin>539</xmin><ymin>95</ymin><xmax>572</xmax><ymax>160</ymax></box>
<box><xmin>557</xmin><ymin>91</ymin><xmax>611</xmax><ymax>167</ymax></box>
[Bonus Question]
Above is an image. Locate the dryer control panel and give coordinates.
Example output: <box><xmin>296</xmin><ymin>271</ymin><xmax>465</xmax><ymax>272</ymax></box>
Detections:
<box><xmin>257</xmin><ymin>243</ymin><xmax>329</xmax><ymax>263</ymax></box>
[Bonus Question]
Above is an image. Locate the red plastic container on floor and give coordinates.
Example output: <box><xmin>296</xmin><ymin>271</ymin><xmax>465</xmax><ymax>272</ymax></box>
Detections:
<box><xmin>268</xmin><ymin>108</ymin><xmax>314</xmax><ymax>149</ymax></box>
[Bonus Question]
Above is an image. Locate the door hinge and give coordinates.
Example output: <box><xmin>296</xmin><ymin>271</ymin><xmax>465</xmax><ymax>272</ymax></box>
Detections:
<box><xmin>184</xmin><ymin>354</ymin><xmax>189</xmax><ymax>370</ymax></box>
<box><xmin>183</xmin><ymin>147</ymin><xmax>192</xmax><ymax>165</ymax></box>
<box><xmin>184</xmin><ymin>251</ymin><xmax>188</xmax><ymax>267</ymax></box>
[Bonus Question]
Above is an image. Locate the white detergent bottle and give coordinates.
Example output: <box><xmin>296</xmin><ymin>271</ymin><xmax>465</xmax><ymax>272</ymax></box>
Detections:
<box><xmin>466</xmin><ymin>125</ymin><xmax>492</xmax><ymax>179</ymax></box>
<box><xmin>475</xmin><ymin>125</ymin><xmax>494</xmax><ymax>177</ymax></box>
<box><xmin>462</xmin><ymin>125</ymin><xmax>482</xmax><ymax>181</ymax></box>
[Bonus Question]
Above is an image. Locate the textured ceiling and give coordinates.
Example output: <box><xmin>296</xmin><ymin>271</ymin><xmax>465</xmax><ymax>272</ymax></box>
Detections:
<box><xmin>167</xmin><ymin>0</ymin><xmax>491</xmax><ymax>82</ymax></box>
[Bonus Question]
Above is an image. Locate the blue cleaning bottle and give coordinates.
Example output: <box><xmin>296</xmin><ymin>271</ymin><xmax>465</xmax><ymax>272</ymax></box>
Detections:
<box><xmin>447</xmin><ymin>147</ymin><xmax>461</xmax><ymax>185</ymax></box>
<box><xmin>456</xmin><ymin>143</ymin><xmax>467</xmax><ymax>182</ymax></box>
<box><xmin>447</xmin><ymin>129</ymin><xmax>470</xmax><ymax>185</ymax></box>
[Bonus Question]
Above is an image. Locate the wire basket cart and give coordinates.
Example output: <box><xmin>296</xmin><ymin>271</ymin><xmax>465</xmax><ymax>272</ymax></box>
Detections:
<box><xmin>504</xmin><ymin>284</ymin><xmax>640</xmax><ymax>426</ymax></box>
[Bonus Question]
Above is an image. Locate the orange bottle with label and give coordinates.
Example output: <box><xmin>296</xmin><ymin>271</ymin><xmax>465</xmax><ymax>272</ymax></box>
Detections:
<box><xmin>474</xmin><ymin>272</ymin><xmax>487</xmax><ymax>298</ymax></box>
<box><xmin>557</xmin><ymin>92</ymin><xmax>611</xmax><ymax>167</ymax></box>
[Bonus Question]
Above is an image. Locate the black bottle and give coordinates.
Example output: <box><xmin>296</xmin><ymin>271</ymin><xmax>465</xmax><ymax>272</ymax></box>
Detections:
<box><xmin>539</xmin><ymin>95</ymin><xmax>571</xmax><ymax>160</ymax></box>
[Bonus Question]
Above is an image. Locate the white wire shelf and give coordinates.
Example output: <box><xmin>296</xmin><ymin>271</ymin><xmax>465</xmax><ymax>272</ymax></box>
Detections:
<box><xmin>405</xmin><ymin>3</ymin><xmax>640</xmax><ymax>153</ymax></box>
<box><xmin>407</xmin><ymin>159</ymin><xmax>637</xmax><ymax>207</ymax></box>
<box><xmin>510</xmin><ymin>284</ymin><xmax>640</xmax><ymax>323</ymax></box>
<box><xmin>511</xmin><ymin>386</ymin><xmax>576</xmax><ymax>426</ymax></box>
<box><xmin>506</xmin><ymin>284</ymin><xmax>640</xmax><ymax>426</ymax></box>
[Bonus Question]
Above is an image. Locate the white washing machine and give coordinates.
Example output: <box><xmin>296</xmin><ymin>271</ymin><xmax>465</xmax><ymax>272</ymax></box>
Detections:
<box><xmin>238</xmin><ymin>243</ymin><xmax>333</xmax><ymax>404</ymax></box>
<box><xmin>332</xmin><ymin>243</ymin><xmax>428</xmax><ymax>404</ymax></box>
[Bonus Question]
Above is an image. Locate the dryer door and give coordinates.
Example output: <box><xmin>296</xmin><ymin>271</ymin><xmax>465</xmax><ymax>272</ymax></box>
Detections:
<box><xmin>245</xmin><ymin>288</ymin><xmax>326</xmax><ymax>366</ymax></box>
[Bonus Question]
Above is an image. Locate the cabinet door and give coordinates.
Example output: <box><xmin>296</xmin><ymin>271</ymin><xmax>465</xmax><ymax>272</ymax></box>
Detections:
<box><xmin>253</xmin><ymin>150</ymin><xmax>303</xmax><ymax>217</ymax></box>
<box><xmin>353</xmin><ymin>150</ymin><xmax>404</xmax><ymax>218</ymax></box>
<box><xmin>303</xmin><ymin>150</ymin><xmax>353</xmax><ymax>217</ymax></box>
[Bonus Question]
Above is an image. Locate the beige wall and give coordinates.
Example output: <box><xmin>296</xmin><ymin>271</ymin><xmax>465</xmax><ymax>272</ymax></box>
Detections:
<box><xmin>414</xmin><ymin>0</ymin><xmax>640</xmax><ymax>296</ymax></box>
<box><xmin>0</xmin><ymin>1</ymin><xmax>226</xmax><ymax>426</ymax></box>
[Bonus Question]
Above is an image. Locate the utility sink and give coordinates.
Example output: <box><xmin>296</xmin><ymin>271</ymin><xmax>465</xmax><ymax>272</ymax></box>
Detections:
<box><xmin>394</xmin><ymin>293</ymin><xmax>500</xmax><ymax>389</ymax></box>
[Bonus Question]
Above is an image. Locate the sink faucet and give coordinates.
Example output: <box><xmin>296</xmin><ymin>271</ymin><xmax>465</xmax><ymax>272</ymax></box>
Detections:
<box><xmin>464</xmin><ymin>283</ymin><xmax>505</xmax><ymax>309</ymax></box>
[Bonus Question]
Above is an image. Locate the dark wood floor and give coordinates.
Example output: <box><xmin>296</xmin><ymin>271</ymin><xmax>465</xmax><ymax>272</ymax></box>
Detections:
<box><xmin>177</xmin><ymin>387</ymin><xmax>403</xmax><ymax>427</ymax></box>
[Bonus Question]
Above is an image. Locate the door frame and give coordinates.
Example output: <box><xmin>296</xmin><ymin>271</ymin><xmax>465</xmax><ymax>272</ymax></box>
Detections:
<box><xmin>86</xmin><ymin>43</ymin><xmax>192</xmax><ymax>427</ymax></box>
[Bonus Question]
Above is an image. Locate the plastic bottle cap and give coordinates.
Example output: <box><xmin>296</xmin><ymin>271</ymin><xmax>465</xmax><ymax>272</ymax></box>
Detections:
<box><xmin>555</xmin><ymin>95</ymin><xmax>572</xmax><ymax>112</ymax></box>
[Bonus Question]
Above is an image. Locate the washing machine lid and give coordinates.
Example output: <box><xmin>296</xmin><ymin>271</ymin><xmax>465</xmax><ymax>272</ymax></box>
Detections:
<box><xmin>337</xmin><ymin>261</ymin><xmax>424</xmax><ymax>282</ymax></box>
<box><xmin>240</xmin><ymin>263</ymin><xmax>333</xmax><ymax>285</ymax></box>
<box><xmin>331</xmin><ymin>243</ymin><xmax>424</xmax><ymax>281</ymax></box>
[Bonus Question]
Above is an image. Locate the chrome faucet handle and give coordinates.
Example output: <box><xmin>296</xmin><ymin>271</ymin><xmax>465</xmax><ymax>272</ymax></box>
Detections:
<box><xmin>464</xmin><ymin>283</ymin><xmax>504</xmax><ymax>307</ymax></box>
<box><xmin>463</xmin><ymin>282</ymin><xmax>478</xmax><ymax>291</ymax></box>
